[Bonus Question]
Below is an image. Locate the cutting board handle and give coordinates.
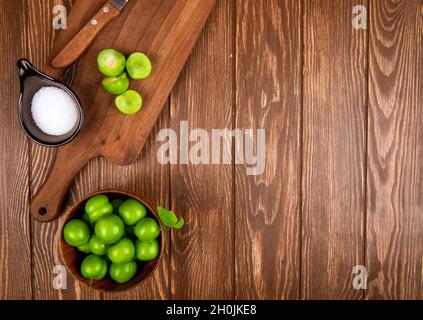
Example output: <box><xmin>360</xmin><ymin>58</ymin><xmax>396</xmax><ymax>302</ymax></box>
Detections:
<box><xmin>30</xmin><ymin>146</ymin><xmax>93</xmax><ymax>222</ymax></box>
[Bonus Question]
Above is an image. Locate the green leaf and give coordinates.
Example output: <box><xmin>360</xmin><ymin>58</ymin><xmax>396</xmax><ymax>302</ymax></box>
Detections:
<box><xmin>157</xmin><ymin>206</ymin><xmax>178</xmax><ymax>227</ymax></box>
<box><xmin>157</xmin><ymin>206</ymin><xmax>185</xmax><ymax>230</ymax></box>
<box><xmin>173</xmin><ymin>217</ymin><xmax>184</xmax><ymax>229</ymax></box>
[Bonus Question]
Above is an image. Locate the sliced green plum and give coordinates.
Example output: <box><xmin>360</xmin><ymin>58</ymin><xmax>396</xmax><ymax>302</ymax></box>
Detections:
<box><xmin>115</xmin><ymin>90</ymin><xmax>142</xmax><ymax>115</ymax></box>
<box><xmin>126</xmin><ymin>52</ymin><xmax>152</xmax><ymax>80</ymax></box>
<box><xmin>97</xmin><ymin>49</ymin><xmax>126</xmax><ymax>77</ymax></box>
<box><xmin>102</xmin><ymin>72</ymin><xmax>129</xmax><ymax>95</ymax></box>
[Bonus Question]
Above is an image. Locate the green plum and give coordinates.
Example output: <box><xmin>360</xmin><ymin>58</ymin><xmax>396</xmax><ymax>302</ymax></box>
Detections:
<box><xmin>82</xmin><ymin>212</ymin><xmax>95</xmax><ymax>227</ymax></box>
<box><xmin>97</xmin><ymin>49</ymin><xmax>126</xmax><ymax>77</ymax></box>
<box><xmin>63</xmin><ymin>219</ymin><xmax>90</xmax><ymax>247</ymax></box>
<box><xmin>77</xmin><ymin>242</ymin><xmax>91</xmax><ymax>254</ymax></box>
<box><xmin>89</xmin><ymin>234</ymin><xmax>108</xmax><ymax>255</ymax></box>
<box><xmin>85</xmin><ymin>195</ymin><xmax>113</xmax><ymax>221</ymax></box>
<box><xmin>102</xmin><ymin>72</ymin><xmax>129</xmax><ymax>95</ymax></box>
<box><xmin>95</xmin><ymin>214</ymin><xmax>125</xmax><ymax>245</ymax></box>
<box><xmin>107</xmin><ymin>238</ymin><xmax>135</xmax><ymax>264</ymax></box>
<box><xmin>80</xmin><ymin>255</ymin><xmax>107</xmax><ymax>280</ymax></box>
<box><xmin>126</xmin><ymin>52</ymin><xmax>152</xmax><ymax>80</ymax></box>
<box><xmin>109</xmin><ymin>261</ymin><xmax>137</xmax><ymax>284</ymax></box>
<box><xmin>135</xmin><ymin>239</ymin><xmax>159</xmax><ymax>261</ymax></box>
<box><xmin>115</xmin><ymin>90</ymin><xmax>142</xmax><ymax>115</ymax></box>
<box><xmin>134</xmin><ymin>217</ymin><xmax>160</xmax><ymax>241</ymax></box>
<box><xmin>111</xmin><ymin>199</ymin><xmax>124</xmax><ymax>215</ymax></box>
<box><xmin>118</xmin><ymin>198</ymin><xmax>147</xmax><ymax>226</ymax></box>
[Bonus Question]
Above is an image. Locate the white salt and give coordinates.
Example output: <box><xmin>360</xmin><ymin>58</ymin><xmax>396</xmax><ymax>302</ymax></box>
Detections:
<box><xmin>31</xmin><ymin>86</ymin><xmax>78</xmax><ymax>136</ymax></box>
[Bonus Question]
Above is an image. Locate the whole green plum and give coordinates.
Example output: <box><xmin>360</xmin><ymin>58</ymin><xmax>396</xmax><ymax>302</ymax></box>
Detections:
<box><xmin>63</xmin><ymin>219</ymin><xmax>90</xmax><ymax>247</ymax></box>
<box><xmin>94</xmin><ymin>214</ymin><xmax>125</xmax><ymax>244</ymax></box>
<box><xmin>135</xmin><ymin>239</ymin><xmax>159</xmax><ymax>261</ymax></box>
<box><xmin>109</xmin><ymin>261</ymin><xmax>137</xmax><ymax>284</ymax></box>
<box><xmin>80</xmin><ymin>255</ymin><xmax>107</xmax><ymax>280</ymax></box>
<box><xmin>85</xmin><ymin>195</ymin><xmax>113</xmax><ymax>221</ymax></box>
<box><xmin>134</xmin><ymin>217</ymin><xmax>160</xmax><ymax>241</ymax></box>
<box><xmin>118</xmin><ymin>198</ymin><xmax>147</xmax><ymax>226</ymax></box>
<box><xmin>107</xmin><ymin>238</ymin><xmax>135</xmax><ymax>264</ymax></box>
<box><xmin>89</xmin><ymin>234</ymin><xmax>108</xmax><ymax>255</ymax></box>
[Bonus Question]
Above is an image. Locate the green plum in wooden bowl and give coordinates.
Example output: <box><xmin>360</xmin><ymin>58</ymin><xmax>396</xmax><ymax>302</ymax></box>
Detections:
<box><xmin>60</xmin><ymin>189</ymin><xmax>163</xmax><ymax>292</ymax></box>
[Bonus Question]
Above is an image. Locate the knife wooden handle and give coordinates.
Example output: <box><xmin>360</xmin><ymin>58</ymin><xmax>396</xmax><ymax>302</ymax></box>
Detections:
<box><xmin>51</xmin><ymin>2</ymin><xmax>120</xmax><ymax>69</ymax></box>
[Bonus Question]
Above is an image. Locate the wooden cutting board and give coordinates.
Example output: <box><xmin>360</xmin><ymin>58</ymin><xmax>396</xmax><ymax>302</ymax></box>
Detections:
<box><xmin>30</xmin><ymin>0</ymin><xmax>216</xmax><ymax>222</ymax></box>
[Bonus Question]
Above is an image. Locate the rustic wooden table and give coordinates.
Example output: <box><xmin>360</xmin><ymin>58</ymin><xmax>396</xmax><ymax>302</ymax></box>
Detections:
<box><xmin>0</xmin><ymin>0</ymin><xmax>422</xmax><ymax>300</ymax></box>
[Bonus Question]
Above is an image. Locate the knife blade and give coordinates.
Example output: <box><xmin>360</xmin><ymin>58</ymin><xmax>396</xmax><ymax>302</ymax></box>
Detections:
<box><xmin>51</xmin><ymin>0</ymin><xmax>129</xmax><ymax>69</ymax></box>
<box><xmin>110</xmin><ymin>0</ymin><xmax>129</xmax><ymax>11</ymax></box>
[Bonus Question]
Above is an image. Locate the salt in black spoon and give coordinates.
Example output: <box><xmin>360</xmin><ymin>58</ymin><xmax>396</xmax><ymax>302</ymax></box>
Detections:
<box><xmin>16</xmin><ymin>58</ymin><xmax>84</xmax><ymax>147</ymax></box>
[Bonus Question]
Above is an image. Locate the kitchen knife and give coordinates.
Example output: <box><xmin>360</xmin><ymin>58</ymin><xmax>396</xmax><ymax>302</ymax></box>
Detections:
<box><xmin>51</xmin><ymin>0</ymin><xmax>128</xmax><ymax>69</ymax></box>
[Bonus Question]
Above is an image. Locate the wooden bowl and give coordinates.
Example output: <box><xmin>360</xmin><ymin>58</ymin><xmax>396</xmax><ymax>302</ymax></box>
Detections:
<box><xmin>59</xmin><ymin>189</ymin><xmax>163</xmax><ymax>292</ymax></box>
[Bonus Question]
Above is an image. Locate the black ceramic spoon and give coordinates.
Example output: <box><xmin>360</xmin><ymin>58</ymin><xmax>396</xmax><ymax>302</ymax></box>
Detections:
<box><xmin>16</xmin><ymin>59</ymin><xmax>84</xmax><ymax>147</ymax></box>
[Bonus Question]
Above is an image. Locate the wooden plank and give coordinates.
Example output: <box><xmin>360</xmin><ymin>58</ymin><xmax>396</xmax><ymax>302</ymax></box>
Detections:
<box><xmin>27</xmin><ymin>0</ymin><xmax>91</xmax><ymax>300</ymax></box>
<box><xmin>0</xmin><ymin>0</ymin><xmax>32</xmax><ymax>300</ymax></box>
<box><xmin>170</xmin><ymin>0</ymin><xmax>234</xmax><ymax>299</ymax></box>
<box><xmin>302</xmin><ymin>0</ymin><xmax>367</xmax><ymax>299</ymax></box>
<box><xmin>366</xmin><ymin>0</ymin><xmax>423</xmax><ymax>299</ymax></box>
<box><xmin>234</xmin><ymin>0</ymin><xmax>302</xmax><ymax>299</ymax></box>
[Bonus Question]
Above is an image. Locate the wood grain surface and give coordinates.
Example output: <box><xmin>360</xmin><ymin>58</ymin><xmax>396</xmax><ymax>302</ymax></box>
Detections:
<box><xmin>170</xmin><ymin>0</ymin><xmax>234</xmax><ymax>299</ymax></box>
<box><xmin>1</xmin><ymin>0</ymin><xmax>422</xmax><ymax>300</ymax></box>
<box><xmin>0</xmin><ymin>0</ymin><xmax>32</xmax><ymax>300</ymax></box>
<box><xmin>366</xmin><ymin>0</ymin><xmax>423</xmax><ymax>300</ymax></box>
<box><xmin>234</xmin><ymin>0</ymin><xmax>302</xmax><ymax>299</ymax></box>
<box><xmin>302</xmin><ymin>0</ymin><xmax>367</xmax><ymax>299</ymax></box>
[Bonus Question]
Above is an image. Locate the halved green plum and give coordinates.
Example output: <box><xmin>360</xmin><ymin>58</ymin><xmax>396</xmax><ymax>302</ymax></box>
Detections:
<box><xmin>115</xmin><ymin>90</ymin><xmax>143</xmax><ymax>115</ymax></box>
<box><xmin>102</xmin><ymin>73</ymin><xmax>129</xmax><ymax>95</ymax></box>
<box><xmin>97</xmin><ymin>49</ymin><xmax>126</xmax><ymax>77</ymax></box>
<box><xmin>126</xmin><ymin>52</ymin><xmax>152</xmax><ymax>80</ymax></box>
